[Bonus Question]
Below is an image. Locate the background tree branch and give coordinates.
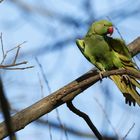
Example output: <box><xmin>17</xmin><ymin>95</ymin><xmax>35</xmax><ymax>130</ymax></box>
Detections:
<box><xmin>0</xmin><ymin>37</ymin><xmax>140</xmax><ymax>139</ymax></box>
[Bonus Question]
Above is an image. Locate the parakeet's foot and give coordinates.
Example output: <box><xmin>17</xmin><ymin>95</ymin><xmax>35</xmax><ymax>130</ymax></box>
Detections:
<box><xmin>124</xmin><ymin>94</ymin><xmax>136</xmax><ymax>106</ymax></box>
<box><xmin>121</xmin><ymin>75</ymin><xmax>130</xmax><ymax>85</ymax></box>
<box><xmin>98</xmin><ymin>71</ymin><xmax>105</xmax><ymax>82</ymax></box>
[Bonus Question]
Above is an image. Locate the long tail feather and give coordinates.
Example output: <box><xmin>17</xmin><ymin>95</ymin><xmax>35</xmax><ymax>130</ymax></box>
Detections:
<box><xmin>110</xmin><ymin>75</ymin><xmax>140</xmax><ymax>106</ymax></box>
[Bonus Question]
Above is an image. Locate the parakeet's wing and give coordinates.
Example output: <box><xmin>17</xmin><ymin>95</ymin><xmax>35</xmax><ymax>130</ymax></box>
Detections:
<box><xmin>76</xmin><ymin>38</ymin><xmax>106</xmax><ymax>71</ymax></box>
<box><xmin>106</xmin><ymin>37</ymin><xmax>140</xmax><ymax>106</ymax></box>
<box><xmin>76</xmin><ymin>39</ymin><xmax>91</xmax><ymax>62</ymax></box>
<box><xmin>106</xmin><ymin>37</ymin><xmax>136</xmax><ymax>69</ymax></box>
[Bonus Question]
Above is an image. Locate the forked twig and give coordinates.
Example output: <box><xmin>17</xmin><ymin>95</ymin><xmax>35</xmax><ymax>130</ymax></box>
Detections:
<box><xmin>0</xmin><ymin>35</ymin><xmax>32</xmax><ymax>70</ymax></box>
<box><xmin>1</xmin><ymin>66</ymin><xmax>34</xmax><ymax>70</ymax></box>
<box><xmin>0</xmin><ymin>61</ymin><xmax>33</xmax><ymax>70</ymax></box>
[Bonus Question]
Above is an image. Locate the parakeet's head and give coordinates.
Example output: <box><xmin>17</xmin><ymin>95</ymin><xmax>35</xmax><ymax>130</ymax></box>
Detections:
<box><xmin>87</xmin><ymin>20</ymin><xmax>114</xmax><ymax>36</ymax></box>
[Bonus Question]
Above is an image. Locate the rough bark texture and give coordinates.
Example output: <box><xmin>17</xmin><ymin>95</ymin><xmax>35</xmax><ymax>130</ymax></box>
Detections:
<box><xmin>0</xmin><ymin>37</ymin><xmax>140</xmax><ymax>139</ymax></box>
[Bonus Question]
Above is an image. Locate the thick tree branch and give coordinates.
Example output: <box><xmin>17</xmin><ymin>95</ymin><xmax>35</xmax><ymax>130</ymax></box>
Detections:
<box><xmin>128</xmin><ymin>37</ymin><xmax>140</xmax><ymax>56</ymax></box>
<box><xmin>0</xmin><ymin>37</ymin><xmax>140</xmax><ymax>139</ymax></box>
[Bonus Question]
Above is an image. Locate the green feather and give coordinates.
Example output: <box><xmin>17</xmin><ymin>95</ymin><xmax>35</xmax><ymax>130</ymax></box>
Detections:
<box><xmin>76</xmin><ymin>19</ymin><xmax>140</xmax><ymax>106</ymax></box>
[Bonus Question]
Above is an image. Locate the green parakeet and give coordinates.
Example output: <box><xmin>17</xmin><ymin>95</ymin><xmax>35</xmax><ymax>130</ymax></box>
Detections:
<box><xmin>76</xmin><ymin>20</ymin><xmax>140</xmax><ymax>106</ymax></box>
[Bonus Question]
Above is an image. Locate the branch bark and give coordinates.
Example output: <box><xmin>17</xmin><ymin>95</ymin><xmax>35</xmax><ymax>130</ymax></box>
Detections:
<box><xmin>0</xmin><ymin>37</ymin><xmax>140</xmax><ymax>139</ymax></box>
<box><xmin>128</xmin><ymin>37</ymin><xmax>140</xmax><ymax>56</ymax></box>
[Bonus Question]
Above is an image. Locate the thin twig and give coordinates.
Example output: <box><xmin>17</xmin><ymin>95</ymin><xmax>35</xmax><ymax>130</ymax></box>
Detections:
<box><xmin>12</xmin><ymin>41</ymin><xmax>27</xmax><ymax>64</ymax></box>
<box><xmin>35</xmin><ymin>57</ymin><xmax>51</xmax><ymax>93</ymax></box>
<box><xmin>0</xmin><ymin>61</ymin><xmax>34</xmax><ymax>70</ymax></box>
<box><xmin>36</xmin><ymin>71</ymin><xmax>53</xmax><ymax>140</ymax></box>
<box><xmin>56</xmin><ymin>109</ymin><xmax>69</xmax><ymax>140</ymax></box>
<box><xmin>123</xmin><ymin>123</ymin><xmax>135</xmax><ymax>140</ymax></box>
<box><xmin>94</xmin><ymin>98</ymin><xmax>120</xmax><ymax>139</ymax></box>
<box><xmin>114</xmin><ymin>26</ymin><xmax>124</xmax><ymax>40</ymax></box>
<box><xmin>35</xmin><ymin>57</ymin><xmax>69</xmax><ymax>140</ymax></box>
<box><xmin>13</xmin><ymin>47</ymin><xmax>20</xmax><ymax>64</ymax></box>
<box><xmin>0</xmin><ymin>33</ymin><xmax>5</xmax><ymax>58</ymax></box>
<box><xmin>106</xmin><ymin>16</ymin><xmax>124</xmax><ymax>40</ymax></box>
<box><xmin>6</xmin><ymin>41</ymin><xmax>26</xmax><ymax>53</ymax></box>
<box><xmin>0</xmin><ymin>61</ymin><xmax>28</xmax><ymax>68</ymax></box>
<box><xmin>0</xmin><ymin>41</ymin><xmax>26</xmax><ymax>65</ymax></box>
<box><xmin>0</xmin><ymin>39</ymin><xmax>31</xmax><ymax>70</ymax></box>
<box><xmin>35</xmin><ymin>57</ymin><xmax>53</xmax><ymax>140</ymax></box>
<box><xmin>1</xmin><ymin>66</ymin><xmax>34</xmax><ymax>70</ymax></box>
<box><xmin>66</xmin><ymin>101</ymin><xmax>103</xmax><ymax>140</ymax></box>
<box><xmin>47</xmin><ymin>115</ymin><xmax>53</xmax><ymax>140</ymax></box>
<box><xmin>37</xmin><ymin>72</ymin><xmax>44</xmax><ymax>98</ymax></box>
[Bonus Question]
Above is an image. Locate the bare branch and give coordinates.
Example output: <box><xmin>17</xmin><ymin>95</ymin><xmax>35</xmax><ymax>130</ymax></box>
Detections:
<box><xmin>0</xmin><ymin>37</ymin><xmax>139</xmax><ymax>139</ymax></box>
<box><xmin>0</xmin><ymin>38</ymin><xmax>32</xmax><ymax>70</ymax></box>
<box><xmin>67</xmin><ymin>101</ymin><xmax>103</xmax><ymax>140</ymax></box>
<box><xmin>0</xmin><ymin>41</ymin><xmax>26</xmax><ymax>65</ymax></box>
<box><xmin>0</xmin><ymin>61</ymin><xmax>33</xmax><ymax>70</ymax></box>
<box><xmin>0</xmin><ymin>61</ymin><xmax>28</xmax><ymax>68</ymax></box>
<box><xmin>2</xmin><ymin>66</ymin><xmax>34</xmax><ymax>70</ymax></box>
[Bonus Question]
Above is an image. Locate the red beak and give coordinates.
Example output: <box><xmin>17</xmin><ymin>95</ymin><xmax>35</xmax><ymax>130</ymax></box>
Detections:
<box><xmin>107</xmin><ymin>26</ymin><xmax>113</xmax><ymax>36</ymax></box>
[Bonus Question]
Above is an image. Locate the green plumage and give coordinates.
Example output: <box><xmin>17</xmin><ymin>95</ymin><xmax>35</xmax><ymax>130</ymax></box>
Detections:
<box><xmin>76</xmin><ymin>20</ymin><xmax>140</xmax><ymax>106</ymax></box>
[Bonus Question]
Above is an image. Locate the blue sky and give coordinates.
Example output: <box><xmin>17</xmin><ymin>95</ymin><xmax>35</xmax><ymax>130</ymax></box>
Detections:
<box><xmin>0</xmin><ymin>0</ymin><xmax>140</xmax><ymax>140</ymax></box>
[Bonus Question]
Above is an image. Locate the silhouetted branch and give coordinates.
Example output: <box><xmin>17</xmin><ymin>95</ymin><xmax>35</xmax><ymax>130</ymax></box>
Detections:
<box><xmin>0</xmin><ymin>79</ymin><xmax>17</xmax><ymax>140</ymax></box>
<box><xmin>66</xmin><ymin>101</ymin><xmax>103</xmax><ymax>140</ymax></box>
<box><xmin>0</xmin><ymin>37</ymin><xmax>139</xmax><ymax>139</ymax></box>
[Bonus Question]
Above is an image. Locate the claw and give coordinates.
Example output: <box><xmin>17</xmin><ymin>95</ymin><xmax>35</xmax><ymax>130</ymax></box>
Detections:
<box><xmin>98</xmin><ymin>71</ymin><xmax>105</xmax><ymax>82</ymax></box>
<box><xmin>124</xmin><ymin>94</ymin><xmax>136</xmax><ymax>106</ymax></box>
<box><xmin>121</xmin><ymin>75</ymin><xmax>130</xmax><ymax>85</ymax></box>
<box><xmin>129</xmin><ymin>101</ymin><xmax>131</xmax><ymax>106</ymax></box>
<box><xmin>125</xmin><ymin>98</ymin><xmax>128</xmax><ymax>104</ymax></box>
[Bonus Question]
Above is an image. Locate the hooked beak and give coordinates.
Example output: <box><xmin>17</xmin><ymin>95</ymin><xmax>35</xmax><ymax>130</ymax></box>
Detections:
<box><xmin>107</xmin><ymin>26</ymin><xmax>114</xmax><ymax>36</ymax></box>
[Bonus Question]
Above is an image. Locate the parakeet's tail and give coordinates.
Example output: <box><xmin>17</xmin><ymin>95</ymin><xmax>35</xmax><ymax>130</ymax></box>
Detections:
<box><xmin>110</xmin><ymin>75</ymin><xmax>140</xmax><ymax>106</ymax></box>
